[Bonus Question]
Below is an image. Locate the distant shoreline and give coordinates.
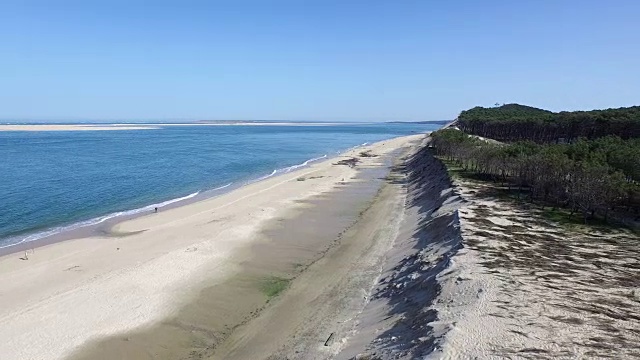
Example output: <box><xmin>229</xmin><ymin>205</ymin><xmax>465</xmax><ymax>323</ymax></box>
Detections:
<box><xmin>0</xmin><ymin>124</ymin><xmax>161</xmax><ymax>131</ymax></box>
<box><xmin>0</xmin><ymin>121</ymin><xmax>449</xmax><ymax>131</ymax></box>
<box><xmin>0</xmin><ymin>123</ymin><xmax>343</xmax><ymax>131</ymax></box>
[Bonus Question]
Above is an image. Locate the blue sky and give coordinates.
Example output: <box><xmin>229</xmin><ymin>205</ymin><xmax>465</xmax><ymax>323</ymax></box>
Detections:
<box><xmin>1</xmin><ymin>0</ymin><xmax>639</xmax><ymax>121</ymax></box>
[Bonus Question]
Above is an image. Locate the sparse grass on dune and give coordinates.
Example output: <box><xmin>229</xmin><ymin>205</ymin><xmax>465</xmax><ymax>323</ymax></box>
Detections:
<box><xmin>260</xmin><ymin>276</ymin><xmax>290</xmax><ymax>299</ymax></box>
<box><xmin>439</xmin><ymin>157</ymin><xmax>636</xmax><ymax>233</ymax></box>
<box><xmin>440</xmin><ymin>156</ymin><xmax>640</xmax><ymax>358</ymax></box>
<box><xmin>540</xmin><ymin>207</ymin><xmax>626</xmax><ymax>233</ymax></box>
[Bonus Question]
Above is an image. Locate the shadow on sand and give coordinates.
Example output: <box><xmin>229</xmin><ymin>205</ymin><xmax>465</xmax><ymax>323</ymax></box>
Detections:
<box><xmin>353</xmin><ymin>145</ymin><xmax>465</xmax><ymax>359</ymax></box>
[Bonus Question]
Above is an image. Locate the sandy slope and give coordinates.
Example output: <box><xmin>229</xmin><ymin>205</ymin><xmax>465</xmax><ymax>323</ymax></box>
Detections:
<box><xmin>0</xmin><ymin>134</ymin><xmax>423</xmax><ymax>360</ymax></box>
<box><xmin>333</xmin><ymin>144</ymin><xmax>639</xmax><ymax>359</ymax></box>
<box><xmin>335</xmin><ymin>142</ymin><xmax>465</xmax><ymax>359</ymax></box>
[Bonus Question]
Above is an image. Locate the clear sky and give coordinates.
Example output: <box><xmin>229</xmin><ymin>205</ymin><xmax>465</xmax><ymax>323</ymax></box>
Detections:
<box><xmin>2</xmin><ymin>0</ymin><xmax>639</xmax><ymax>121</ymax></box>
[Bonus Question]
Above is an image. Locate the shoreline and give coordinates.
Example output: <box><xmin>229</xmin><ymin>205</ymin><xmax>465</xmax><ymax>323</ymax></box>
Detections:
<box><xmin>0</xmin><ymin>142</ymin><xmax>369</xmax><ymax>257</ymax></box>
<box><xmin>0</xmin><ymin>133</ymin><xmax>426</xmax><ymax>360</ymax></box>
<box><xmin>68</xmin><ymin>144</ymin><xmax>405</xmax><ymax>360</ymax></box>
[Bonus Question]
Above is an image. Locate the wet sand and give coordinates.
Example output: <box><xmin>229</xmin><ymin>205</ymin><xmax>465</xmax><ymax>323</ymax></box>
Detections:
<box><xmin>67</xmin><ymin>152</ymin><xmax>395</xmax><ymax>360</ymax></box>
<box><xmin>212</xmin><ymin>160</ymin><xmax>407</xmax><ymax>359</ymax></box>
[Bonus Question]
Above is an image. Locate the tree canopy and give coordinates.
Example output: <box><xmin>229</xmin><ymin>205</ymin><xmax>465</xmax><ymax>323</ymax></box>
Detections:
<box><xmin>457</xmin><ymin>104</ymin><xmax>640</xmax><ymax>143</ymax></box>
<box><xmin>431</xmin><ymin>128</ymin><xmax>640</xmax><ymax>223</ymax></box>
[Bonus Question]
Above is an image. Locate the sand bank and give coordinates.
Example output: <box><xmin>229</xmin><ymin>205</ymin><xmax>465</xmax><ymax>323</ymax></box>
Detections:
<box><xmin>0</xmin><ymin>124</ymin><xmax>160</xmax><ymax>131</ymax></box>
<box><xmin>0</xmin><ymin>122</ymin><xmax>343</xmax><ymax>132</ymax></box>
<box><xmin>0</xmin><ymin>134</ymin><xmax>424</xmax><ymax>360</ymax></box>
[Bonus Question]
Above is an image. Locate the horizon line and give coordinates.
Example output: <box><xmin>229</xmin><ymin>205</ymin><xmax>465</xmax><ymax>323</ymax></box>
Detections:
<box><xmin>0</xmin><ymin>119</ymin><xmax>453</xmax><ymax>124</ymax></box>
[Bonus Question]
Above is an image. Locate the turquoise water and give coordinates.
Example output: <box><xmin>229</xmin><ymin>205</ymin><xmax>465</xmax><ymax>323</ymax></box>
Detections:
<box><xmin>0</xmin><ymin>123</ymin><xmax>439</xmax><ymax>248</ymax></box>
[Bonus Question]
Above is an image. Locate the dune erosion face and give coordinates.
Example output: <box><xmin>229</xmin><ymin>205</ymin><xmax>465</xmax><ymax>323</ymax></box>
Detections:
<box><xmin>342</xmin><ymin>143</ymin><xmax>640</xmax><ymax>359</ymax></box>
<box><xmin>434</xmin><ymin>169</ymin><xmax>640</xmax><ymax>358</ymax></box>
<box><xmin>339</xmin><ymin>145</ymin><xmax>466</xmax><ymax>359</ymax></box>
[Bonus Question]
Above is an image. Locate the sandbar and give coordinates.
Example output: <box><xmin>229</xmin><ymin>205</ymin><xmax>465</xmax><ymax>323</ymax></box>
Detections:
<box><xmin>0</xmin><ymin>124</ymin><xmax>160</xmax><ymax>131</ymax></box>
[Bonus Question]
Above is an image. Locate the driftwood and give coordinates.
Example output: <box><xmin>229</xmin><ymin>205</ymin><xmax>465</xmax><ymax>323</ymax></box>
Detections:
<box><xmin>324</xmin><ymin>332</ymin><xmax>335</xmax><ymax>346</ymax></box>
<box><xmin>359</xmin><ymin>150</ymin><xmax>378</xmax><ymax>158</ymax></box>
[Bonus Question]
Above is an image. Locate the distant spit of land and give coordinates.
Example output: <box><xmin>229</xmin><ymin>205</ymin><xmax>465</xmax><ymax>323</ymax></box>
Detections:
<box><xmin>0</xmin><ymin>122</ymin><xmax>344</xmax><ymax>131</ymax></box>
<box><xmin>0</xmin><ymin>124</ymin><xmax>161</xmax><ymax>131</ymax></box>
<box><xmin>0</xmin><ymin>122</ymin><xmax>337</xmax><ymax>131</ymax></box>
<box><xmin>0</xmin><ymin>121</ymin><xmax>446</xmax><ymax>132</ymax></box>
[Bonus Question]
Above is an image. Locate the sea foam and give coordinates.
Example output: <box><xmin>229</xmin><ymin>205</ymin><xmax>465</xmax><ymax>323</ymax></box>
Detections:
<box><xmin>249</xmin><ymin>154</ymin><xmax>328</xmax><ymax>184</ymax></box>
<box><xmin>0</xmin><ymin>190</ymin><xmax>202</xmax><ymax>249</ymax></box>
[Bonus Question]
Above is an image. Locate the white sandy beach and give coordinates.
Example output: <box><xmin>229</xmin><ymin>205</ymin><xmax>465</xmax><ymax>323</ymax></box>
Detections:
<box><xmin>0</xmin><ymin>134</ymin><xmax>423</xmax><ymax>360</ymax></box>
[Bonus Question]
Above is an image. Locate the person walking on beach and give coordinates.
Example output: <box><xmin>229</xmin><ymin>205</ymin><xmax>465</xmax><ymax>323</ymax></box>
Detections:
<box><xmin>154</xmin><ymin>207</ymin><xmax>158</xmax><ymax>213</ymax></box>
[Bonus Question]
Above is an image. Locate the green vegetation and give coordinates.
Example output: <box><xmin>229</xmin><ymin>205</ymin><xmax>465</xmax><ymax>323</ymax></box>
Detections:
<box><xmin>260</xmin><ymin>276</ymin><xmax>290</xmax><ymax>299</ymax></box>
<box><xmin>458</xmin><ymin>104</ymin><xmax>640</xmax><ymax>142</ymax></box>
<box><xmin>431</xmin><ymin>125</ymin><xmax>640</xmax><ymax>225</ymax></box>
<box><xmin>540</xmin><ymin>207</ymin><xmax>617</xmax><ymax>231</ymax></box>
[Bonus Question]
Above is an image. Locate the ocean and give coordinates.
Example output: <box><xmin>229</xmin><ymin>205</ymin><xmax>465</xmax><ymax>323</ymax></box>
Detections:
<box><xmin>0</xmin><ymin>122</ymin><xmax>440</xmax><ymax>249</ymax></box>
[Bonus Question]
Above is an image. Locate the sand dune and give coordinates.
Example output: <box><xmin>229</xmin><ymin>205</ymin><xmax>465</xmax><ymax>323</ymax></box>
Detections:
<box><xmin>336</xmin><ymin>140</ymin><xmax>465</xmax><ymax>359</ymax></box>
